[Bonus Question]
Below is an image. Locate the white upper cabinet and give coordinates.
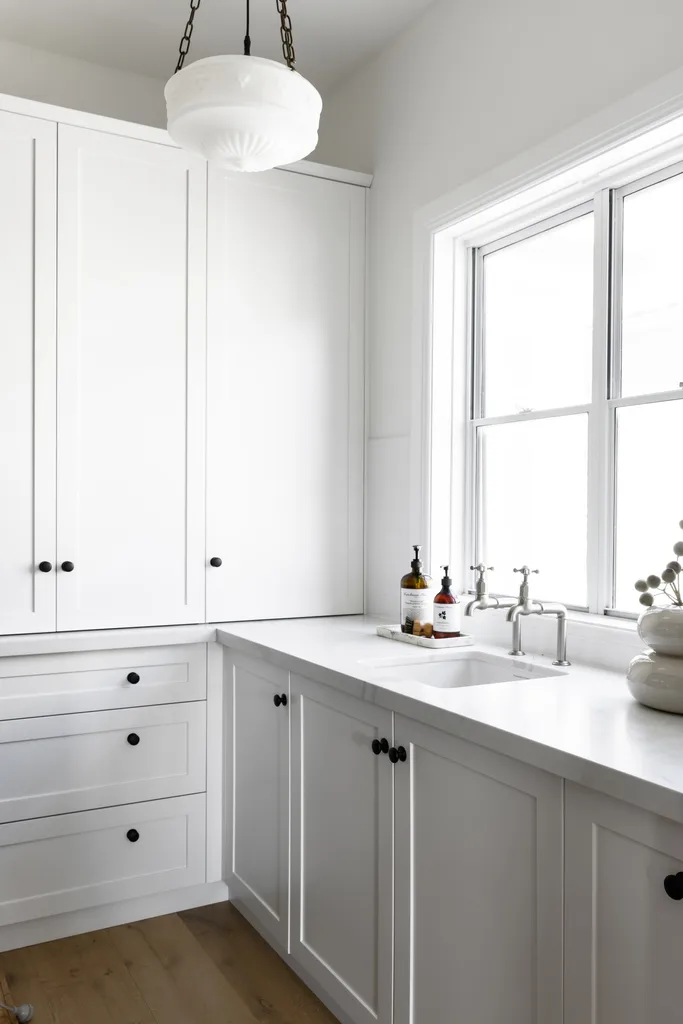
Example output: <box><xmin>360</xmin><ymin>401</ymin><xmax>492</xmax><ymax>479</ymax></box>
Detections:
<box><xmin>56</xmin><ymin>126</ymin><xmax>207</xmax><ymax>630</ymax></box>
<box><xmin>0</xmin><ymin>111</ymin><xmax>57</xmax><ymax>635</ymax></box>
<box><xmin>206</xmin><ymin>168</ymin><xmax>365</xmax><ymax>622</ymax></box>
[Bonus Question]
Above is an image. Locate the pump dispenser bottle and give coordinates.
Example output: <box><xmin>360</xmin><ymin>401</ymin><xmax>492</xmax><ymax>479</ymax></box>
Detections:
<box><xmin>433</xmin><ymin>566</ymin><xmax>461</xmax><ymax>639</ymax></box>
<box><xmin>400</xmin><ymin>545</ymin><xmax>433</xmax><ymax>634</ymax></box>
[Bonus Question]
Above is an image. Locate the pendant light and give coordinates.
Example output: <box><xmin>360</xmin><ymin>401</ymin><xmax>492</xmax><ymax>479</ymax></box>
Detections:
<box><xmin>165</xmin><ymin>0</ymin><xmax>322</xmax><ymax>172</ymax></box>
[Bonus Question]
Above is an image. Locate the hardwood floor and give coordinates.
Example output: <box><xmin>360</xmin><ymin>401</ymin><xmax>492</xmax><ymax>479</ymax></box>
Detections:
<box><xmin>0</xmin><ymin>904</ymin><xmax>339</xmax><ymax>1024</ymax></box>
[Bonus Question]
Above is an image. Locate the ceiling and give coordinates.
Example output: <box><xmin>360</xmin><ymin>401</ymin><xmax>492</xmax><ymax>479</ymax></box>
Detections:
<box><xmin>0</xmin><ymin>0</ymin><xmax>434</xmax><ymax>93</ymax></box>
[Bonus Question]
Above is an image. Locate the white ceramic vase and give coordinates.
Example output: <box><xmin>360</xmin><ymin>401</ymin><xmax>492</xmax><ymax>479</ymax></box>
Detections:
<box><xmin>627</xmin><ymin>649</ymin><xmax>683</xmax><ymax>713</ymax></box>
<box><xmin>637</xmin><ymin>605</ymin><xmax>683</xmax><ymax>656</ymax></box>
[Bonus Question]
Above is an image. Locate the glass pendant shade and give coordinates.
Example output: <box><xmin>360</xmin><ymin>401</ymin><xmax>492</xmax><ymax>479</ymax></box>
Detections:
<box><xmin>165</xmin><ymin>54</ymin><xmax>322</xmax><ymax>172</ymax></box>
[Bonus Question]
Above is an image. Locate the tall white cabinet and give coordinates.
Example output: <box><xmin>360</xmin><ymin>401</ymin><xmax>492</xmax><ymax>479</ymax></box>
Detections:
<box><xmin>0</xmin><ymin>111</ymin><xmax>57</xmax><ymax>635</ymax></box>
<box><xmin>56</xmin><ymin>126</ymin><xmax>207</xmax><ymax>631</ymax></box>
<box><xmin>0</xmin><ymin>95</ymin><xmax>367</xmax><ymax>636</ymax></box>
<box><xmin>206</xmin><ymin>168</ymin><xmax>365</xmax><ymax>622</ymax></box>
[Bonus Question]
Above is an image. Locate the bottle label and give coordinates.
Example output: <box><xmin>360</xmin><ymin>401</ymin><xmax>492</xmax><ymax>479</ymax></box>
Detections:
<box><xmin>433</xmin><ymin>601</ymin><xmax>462</xmax><ymax>633</ymax></box>
<box><xmin>400</xmin><ymin>588</ymin><xmax>433</xmax><ymax>629</ymax></box>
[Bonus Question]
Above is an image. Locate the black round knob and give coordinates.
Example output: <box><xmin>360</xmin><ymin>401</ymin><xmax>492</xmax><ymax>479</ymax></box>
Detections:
<box><xmin>127</xmin><ymin>733</ymin><xmax>140</xmax><ymax>746</ymax></box>
<box><xmin>126</xmin><ymin>829</ymin><xmax>140</xmax><ymax>843</ymax></box>
<box><xmin>273</xmin><ymin>693</ymin><xmax>288</xmax><ymax>707</ymax></box>
<box><xmin>664</xmin><ymin>872</ymin><xmax>683</xmax><ymax>900</ymax></box>
<box><xmin>372</xmin><ymin>738</ymin><xmax>390</xmax><ymax>756</ymax></box>
<box><xmin>61</xmin><ymin>561</ymin><xmax>74</xmax><ymax>572</ymax></box>
<box><xmin>389</xmin><ymin>747</ymin><xmax>399</xmax><ymax>763</ymax></box>
<box><xmin>209</xmin><ymin>557</ymin><xmax>222</xmax><ymax>568</ymax></box>
<box><xmin>38</xmin><ymin>561</ymin><xmax>52</xmax><ymax>573</ymax></box>
<box><xmin>397</xmin><ymin>745</ymin><xmax>407</xmax><ymax>762</ymax></box>
<box><xmin>389</xmin><ymin>746</ymin><xmax>408</xmax><ymax>764</ymax></box>
<box><xmin>126</xmin><ymin>672</ymin><xmax>140</xmax><ymax>684</ymax></box>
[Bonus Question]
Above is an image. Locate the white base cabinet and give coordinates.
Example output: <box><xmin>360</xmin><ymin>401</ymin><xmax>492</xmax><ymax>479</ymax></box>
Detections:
<box><xmin>226</xmin><ymin>653</ymin><xmax>290</xmax><ymax>951</ymax></box>
<box><xmin>393</xmin><ymin>715</ymin><xmax>563</xmax><ymax>1024</ymax></box>
<box><xmin>565</xmin><ymin>783</ymin><xmax>683</xmax><ymax>1024</ymax></box>
<box><xmin>290</xmin><ymin>673</ymin><xmax>394</xmax><ymax>1024</ymax></box>
<box><xmin>226</xmin><ymin>651</ymin><xmax>563</xmax><ymax>1024</ymax></box>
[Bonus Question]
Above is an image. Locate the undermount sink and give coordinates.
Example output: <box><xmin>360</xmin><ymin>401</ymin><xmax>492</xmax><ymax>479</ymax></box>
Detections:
<box><xmin>365</xmin><ymin>650</ymin><xmax>564</xmax><ymax>689</ymax></box>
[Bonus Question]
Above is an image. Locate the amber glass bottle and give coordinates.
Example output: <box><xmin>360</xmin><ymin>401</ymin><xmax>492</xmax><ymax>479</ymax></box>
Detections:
<box><xmin>400</xmin><ymin>545</ymin><xmax>433</xmax><ymax>634</ymax></box>
<box><xmin>433</xmin><ymin>566</ymin><xmax>461</xmax><ymax>639</ymax></box>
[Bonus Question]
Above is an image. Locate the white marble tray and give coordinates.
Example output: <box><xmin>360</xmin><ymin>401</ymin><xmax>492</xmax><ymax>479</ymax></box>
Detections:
<box><xmin>376</xmin><ymin>624</ymin><xmax>474</xmax><ymax>648</ymax></box>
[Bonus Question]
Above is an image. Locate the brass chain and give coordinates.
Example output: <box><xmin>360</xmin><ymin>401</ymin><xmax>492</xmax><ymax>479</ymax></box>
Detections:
<box><xmin>175</xmin><ymin>0</ymin><xmax>202</xmax><ymax>73</ymax></box>
<box><xmin>276</xmin><ymin>0</ymin><xmax>296</xmax><ymax>69</ymax></box>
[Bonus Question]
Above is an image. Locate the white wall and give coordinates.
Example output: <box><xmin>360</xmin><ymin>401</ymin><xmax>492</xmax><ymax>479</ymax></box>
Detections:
<box><xmin>314</xmin><ymin>0</ymin><xmax>683</xmax><ymax>617</ymax></box>
<box><xmin>0</xmin><ymin>38</ymin><xmax>166</xmax><ymax>127</ymax></box>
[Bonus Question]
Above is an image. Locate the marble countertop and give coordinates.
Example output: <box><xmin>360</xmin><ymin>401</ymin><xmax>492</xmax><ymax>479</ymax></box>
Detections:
<box><xmin>216</xmin><ymin>615</ymin><xmax>683</xmax><ymax>824</ymax></box>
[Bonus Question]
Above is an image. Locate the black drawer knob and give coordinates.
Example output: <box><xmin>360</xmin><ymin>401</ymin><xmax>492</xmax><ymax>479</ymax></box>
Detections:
<box><xmin>126</xmin><ymin>829</ymin><xmax>140</xmax><ymax>843</ymax></box>
<box><xmin>389</xmin><ymin>746</ymin><xmax>407</xmax><ymax>764</ymax></box>
<box><xmin>38</xmin><ymin>561</ymin><xmax>52</xmax><ymax>573</ymax></box>
<box><xmin>273</xmin><ymin>693</ymin><xmax>288</xmax><ymax>707</ymax></box>
<box><xmin>209</xmin><ymin>556</ymin><xmax>223</xmax><ymax>567</ymax></box>
<box><xmin>127</xmin><ymin>733</ymin><xmax>140</xmax><ymax>746</ymax></box>
<box><xmin>127</xmin><ymin>672</ymin><xmax>140</xmax><ymax>684</ymax></box>
<box><xmin>61</xmin><ymin>561</ymin><xmax>74</xmax><ymax>572</ymax></box>
<box><xmin>664</xmin><ymin>872</ymin><xmax>683</xmax><ymax>900</ymax></box>
<box><xmin>372</xmin><ymin>738</ymin><xmax>389</xmax><ymax>755</ymax></box>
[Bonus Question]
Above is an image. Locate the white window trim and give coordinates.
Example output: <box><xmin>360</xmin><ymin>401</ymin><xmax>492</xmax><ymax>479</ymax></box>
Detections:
<box><xmin>412</xmin><ymin>67</ymin><xmax>683</xmax><ymax>640</ymax></box>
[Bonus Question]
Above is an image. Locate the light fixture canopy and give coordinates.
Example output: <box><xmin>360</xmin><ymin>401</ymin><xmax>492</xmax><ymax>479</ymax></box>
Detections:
<box><xmin>165</xmin><ymin>0</ymin><xmax>322</xmax><ymax>173</ymax></box>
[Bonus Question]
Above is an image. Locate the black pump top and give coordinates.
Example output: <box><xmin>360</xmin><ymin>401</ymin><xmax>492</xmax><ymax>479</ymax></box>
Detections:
<box><xmin>440</xmin><ymin>566</ymin><xmax>452</xmax><ymax>587</ymax></box>
<box><xmin>411</xmin><ymin>545</ymin><xmax>423</xmax><ymax>574</ymax></box>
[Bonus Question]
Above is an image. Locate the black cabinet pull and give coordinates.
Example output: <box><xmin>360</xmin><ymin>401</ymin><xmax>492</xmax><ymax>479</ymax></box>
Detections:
<box><xmin>372</xmin><ymin>738</ymin><xmax>390</xmax><ymax>755</ymax></box>
<box><xmin>389</xmin><ymin>746</ymin><xmax>408</xmax><ymax>764</ymax></box>
<box><xmin>127</xmin><ymin>733</ymin><xmax>140</xmax><ymax>746</ymax></box>
<box><xmin>126</xmin><ymin>829</ymin><xmax>140</xmax><ymax>843</ymax></box>
<box><xmin>664</xmin><ymin>872</ymin><xmax>683</xmax><ymax>900</ymax></box>
<box><xmin>273</xmin><ymin>693</ymin><xmax>288</xmax><ymax>707</ymax></box>
<box><xmin>61</xmin><ymin>561</ymin><xmax>74</xmax><ymax>572</ymax></box>
<box><xmin>38</xmin><ymin>561</ymin><xmax>52</xmax><ymax>573</ymax></box>
<box><xmin>127</xmin><ymin>672</ymin><xmax>140</xmax><ymax>684</ymax></box>
<box><xmin>209</xmin><ymin>557</ymin><xmax>223</xmax><ymax>567</ymax></box>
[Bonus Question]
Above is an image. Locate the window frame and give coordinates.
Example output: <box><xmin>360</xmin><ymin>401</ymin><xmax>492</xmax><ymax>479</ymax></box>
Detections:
<box><xmin>464</xmin><ymin>161</ymin><xmax>683</xmax><ymax>618</ymax></box>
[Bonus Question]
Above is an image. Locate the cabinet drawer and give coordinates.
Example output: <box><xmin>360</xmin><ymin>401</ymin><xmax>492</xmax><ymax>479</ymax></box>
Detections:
<box><xmin>0</xmin><ymin>794</ymin><xmax>206</xmax><ymax>926</ymax></box>
<box><xmin>0</xmin><ymin>702</ymin><xmax>206</xmax><ymax>823</ymax></box>
<box><xmin>0</xmin><ymin>644</ymin><xmax>206</xmax><ymax>720</ymax></box>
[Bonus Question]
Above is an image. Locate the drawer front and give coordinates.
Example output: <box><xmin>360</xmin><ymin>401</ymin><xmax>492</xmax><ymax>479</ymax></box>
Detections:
<box><xmin>0</xmin><ymin>644</ymin><xmax>206</xmax><ymax>720</ymax></box>
<box><xmin>0</xmin><ymin>702</ymin><xmax>206</xmax><ymax>823</ymax></box>
<box><xmin>0</xmin><ymin>794</ymin><xmax>206</xmax><ymax>926</ymax></box>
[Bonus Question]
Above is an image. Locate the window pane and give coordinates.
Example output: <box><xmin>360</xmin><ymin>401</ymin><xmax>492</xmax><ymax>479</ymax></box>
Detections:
<box><xmin>482</xmin><ymin>215</ymin><xmax>594</xmax><ymax>417</ymax></box>
<box><xmin>621</xmin><ymin>173</ymin><xmax>683</xmax><ymax>397</ymax></box>
<box><xmin>478</xmin><ymin>415</ymin><xmax>588</xmax><ymax>606</ymax></box>
<box><xmin>614</xmin><ymin>400</ymin><xmax>683</xmax><ymax>611</ymax></box>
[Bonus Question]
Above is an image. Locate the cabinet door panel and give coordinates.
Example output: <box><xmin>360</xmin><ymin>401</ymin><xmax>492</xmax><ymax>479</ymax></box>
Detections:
<box><xmin>394</xmin><ymin>716</ymin><xmax>563</xmax><ymax>1024</ymax></box>
<box><xmin>565</xmin><ymin>784</ymin><xmax>683</xmax><ymax>1024</ymax></box>
<box><xmin>207</xmin><ymin>169</ymin><xmax>364</xmax><ymax>622</ymax></box>
<box><xmin>56</xmin><ymin>125</ymin><xmax>206</xmax><ymax>630</ymax></box>
<box><xmin>0</xmin><ymin>111</ymin><xmax>56</xmax><ymax>635</ymax></box>
<box><xmin>226</xmin><ymin>653</ymin><xmax>290</xmax><ymax>950</ymax></box>
<box><xmin>291</xmin><ymin>674</ymin><xmax>393</xmax><ymax>1024</ymax></box>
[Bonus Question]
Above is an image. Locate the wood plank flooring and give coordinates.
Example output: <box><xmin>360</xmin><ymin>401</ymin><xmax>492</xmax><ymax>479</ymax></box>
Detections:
<box><xmin>0</xmin><ymin>903</ymin><xmax>339</xmax><ymax>1024</ymax></box>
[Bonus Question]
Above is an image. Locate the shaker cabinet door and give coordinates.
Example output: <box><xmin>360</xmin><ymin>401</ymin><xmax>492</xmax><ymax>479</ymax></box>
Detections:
<box><xmin>393</xmin><ymin>715</ymin><xmax>563</xmax><ymax>1024</ymax></box>
<box><xmin>565</xmin><ymin>783</ymin><xmax>683</xmax><ymax>1024</ymax></box>
<box><xmin>206</xmin><ymin>168</ymin><xmax>365</xmax><ymax>622</ymax></box>
<box><xmin>290</xmin><ymin>674</ymin><xmax>393</xmax><ymax>1024</ymax></box>
<box><xmin>0</xmin><ymin>110</ymin><xmax>57</xmax><ymax>635</ymax></box>
<box><xmin>56</xmin><ymin>126</ymin><xmax>207</xmax><ymax>630</ymax></box>
<box><xmin>226</xmin><ymin>653</ymin><xmax>290</xmax><ymax>951</ymax></box>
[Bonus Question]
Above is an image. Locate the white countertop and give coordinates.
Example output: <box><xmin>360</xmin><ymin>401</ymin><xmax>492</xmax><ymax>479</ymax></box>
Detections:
<box><xmin>216</xmin><ymin>615</ymin><xmax>683</xmax><ymax>825</ymax></box>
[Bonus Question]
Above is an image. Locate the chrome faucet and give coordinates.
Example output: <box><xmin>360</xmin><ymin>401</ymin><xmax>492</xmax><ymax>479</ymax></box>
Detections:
<box><xmin>464</xmin><ymin>564</ymin><xmax>516</xmax><ymax>616</ymax></box>
<box><xmin>506</xmin><ymin>566</ymin><xmax>570</xmax><ymax>666</ymax></box>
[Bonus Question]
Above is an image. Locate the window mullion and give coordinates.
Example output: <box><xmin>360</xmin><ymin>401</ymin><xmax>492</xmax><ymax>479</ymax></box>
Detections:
<box><xmin>586</xmin><ymin>188</ymin><xmax>613</xmax><ymax>615</ymax></box>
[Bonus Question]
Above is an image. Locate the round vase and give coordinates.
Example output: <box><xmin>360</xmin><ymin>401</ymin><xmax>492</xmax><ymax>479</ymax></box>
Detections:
<box><xmin>637</xmin><ymin>605</ymin><xmax>683</xmax><ymax>656</ymax></box>
<box><xmin>627</xmin><ymin>649</ymin><xmax>683</xmax><ymax>713</ymax></box>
